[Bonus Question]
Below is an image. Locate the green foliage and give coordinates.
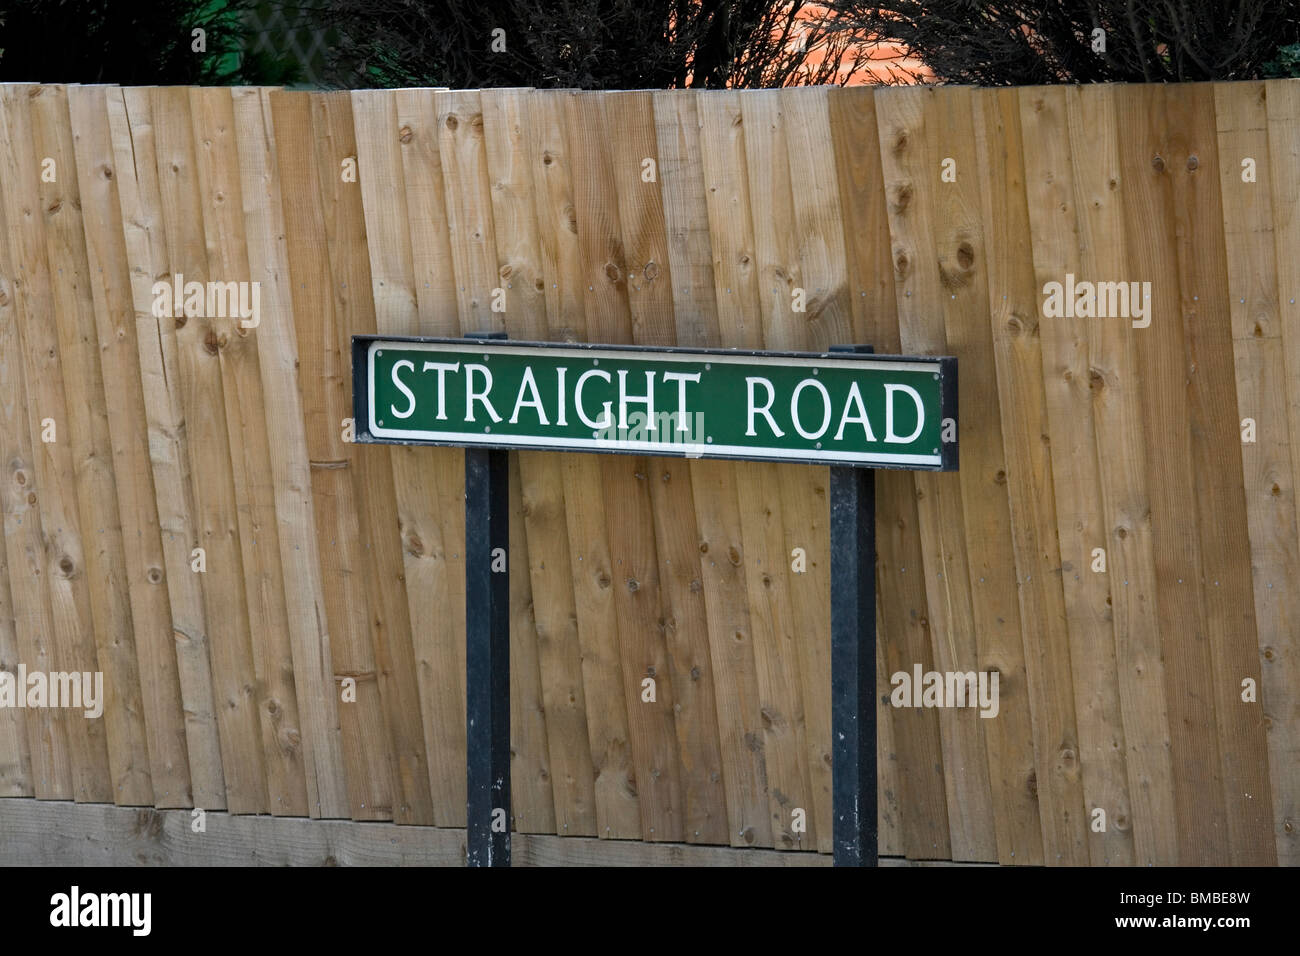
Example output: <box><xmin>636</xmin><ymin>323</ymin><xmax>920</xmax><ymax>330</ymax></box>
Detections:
<box><xmin>1263</xmin><ymin>42</ymin><xmax>1300</xmax><ymax>77</ymax></box>
<box><xmin>0</xmin><ymin>0</ymin><xmax>288</xmax><ymax>85</ymax></box>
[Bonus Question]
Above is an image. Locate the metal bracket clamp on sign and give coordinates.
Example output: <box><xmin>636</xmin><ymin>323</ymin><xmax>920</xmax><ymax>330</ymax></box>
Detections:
<box><xmin>351</xmin><ymin>332</ymin><xmax>959</xmax><ymax>867</ymax></box>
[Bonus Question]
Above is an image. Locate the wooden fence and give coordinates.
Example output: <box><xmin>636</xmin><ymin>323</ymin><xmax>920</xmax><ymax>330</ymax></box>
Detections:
<box><xmin>0</xmin><ymin>81</ymin><xmax>1295</xmax><ymax>865</ymax></box>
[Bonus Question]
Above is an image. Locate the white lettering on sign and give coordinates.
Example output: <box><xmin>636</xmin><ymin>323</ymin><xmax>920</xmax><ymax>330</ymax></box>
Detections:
<box><xmin>790</xmin><ymin>378</ymin><xmax>832</xmax><ymax>440</ymax></box>
<box><xmin>884</xmin><ymin>384</ymin><xmax>925</xmax><ymax>444</ymax></box>
<box><xmin>575</xmin><ymin>368</ymin><xmax>613</xmax><ymax>429</ymax></box>
<box><xmin>835</xmin><ymin>382</ymin><xmax>877</xmax><ymax>442</ymax></box>
<box><xmin>465</xmin><ymin>364</ymin><xmax>502</xmax><ymax>423</ymax></box>
<box><xmin>510</xmin><ymin>366</ymin><xmax>549</xmax><ymax>425</ymax></box>
<box><xmin>662</xmin><ymin>371</ymin><xmax>701</xmax><ymax>431</ymax></box>
<box><xmin>423</xmin><ymin>361</ymin><xmax>461</xmax><ymax>420</ymax></box>
<box><xmin>364</xmin><ymin>340</ymin><xmax>954</xmax><ymax>469</ymax></box>
<box><xmin>746</xmin><ymin>377</ymin><xmax>783</xmax><ymax>438</ymax></box>
<box><xmin>556</xmin><ymin>367</ymin><xmax>569</xmax><ymax>426</ymax></box>
<box><xmin>391</xmin><ymin>359</ymin><xmax>417</xmax><ymax>419</ymax></box>
<box><xmin>618</xmin><ymin>369</ymin><xmax>656</xmax><ymax>428</ymax></box>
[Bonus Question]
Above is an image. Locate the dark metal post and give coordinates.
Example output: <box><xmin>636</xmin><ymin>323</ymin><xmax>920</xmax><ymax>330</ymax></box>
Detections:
<box><xmin>465</xmin><ymin>332</ymin><xmax>510</xmax><ymax>867</ymax></box>
<box><xmin>829</xmin><ymin>344</ymin><xmax>877</xmax><ymax>867</ymax></box>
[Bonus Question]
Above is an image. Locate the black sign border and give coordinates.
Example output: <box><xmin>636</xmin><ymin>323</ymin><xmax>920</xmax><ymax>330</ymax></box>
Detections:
<box><xmin>350</xmin><ymin>334</ymin><xmax>958</xmax><ymax>472</ymax></box>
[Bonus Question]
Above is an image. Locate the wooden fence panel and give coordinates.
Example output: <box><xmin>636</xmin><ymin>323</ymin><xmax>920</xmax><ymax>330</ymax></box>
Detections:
<box><xmin>1067</xmin><ymin>85</ymin><xmax>1178</xmax><ymax>865</ymax></box>
<box><xmin>875</xmin><ymin>86</ymin><xmax>997</xmax><ymax>862</ymax></box>
<box><xmin>1117</xmin><ymin>84</ymin><xmax>1232</xmax><ymax>865</ymax></box>
<box><xmin>393</xmin><ymin>87</ymin><xmax>469</xmax><ymax>829</ymax></box>
<box><xmin>1018</xmin><ymin>85</ymin><xmax>1117</xmax><ymax>866</ymax></box>
<box><xmin>1261</xmin><ymin>78</ymin><xmax>1300</xmax><ymax>866</ymax></box>
<box><xmin>0</xmin><ymin>87</ymin><xmax>73</xmax><ymax>802</ymax></box>
<box><xmin>3</xmin><ymin>85</ymin><xmax>116</xmax><ymax>805</ymax></box>
<box><xmin>69</xmin><ymin>85</ymin><xmax>193</xmax><ymax>809</ymax></box>
<box><xmin>0</xmin><ymin>82</ymin><xmax>1293</xmax><ymax>865</ymax></box>
<box><xmin>830</xmin><ymin>86</ymin><xmax>944</xmax><ymax>859</ymax></box>
<box><xmin>109</xmin><ymin>86</ymin><xmax>229</xmax><ymax>813</ymax></box>
<box><xmin>969</xmin><ymin>86</ymin><xmax>1049</xmax><ymax>866</ymax></box>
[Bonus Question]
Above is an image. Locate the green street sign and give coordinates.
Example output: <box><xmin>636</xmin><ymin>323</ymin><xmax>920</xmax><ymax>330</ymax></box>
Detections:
<box><xmin>351</xmin><ymin>335</ymin><xmax>957</xmax><ymax>470</ymax></box>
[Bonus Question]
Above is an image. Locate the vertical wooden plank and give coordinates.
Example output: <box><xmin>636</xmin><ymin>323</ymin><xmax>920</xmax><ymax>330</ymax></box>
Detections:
<box><xmin>1181</xmin><ymin>81</ymin><xmax>1274</xmax><ymax>865</ymax></box>
<box><xmin>506</xmin><ymin>453</ymin><xmax>558</xmax><ymax>835</ymax></box>
<box><xmin>328</xmin><ymin>87</ymin><xmax>439</xmax><ymax>824</ymax></box>
<box><xmin>562</xmin><ymin>452</ymin><xmax>642</xmax><ymax>839</ymax></box>
<box><xmin>515</xmin><ymin>449</ymin><xmax>598</xmax><ymax>834</ymax></box>
<box><xmin>652</xmin><ymin>91</ymin><xmax>720</xmax><ymax>349</ymax></box>
<box><xmin>971</xmin><ymin>87</ymin><xmax>1068</xmax><ymax>866</ymax></box>
<box><xmin>1017</xmin><ymin>86</ymin><xmax>1128</xmax><ymax>866</ymax></box>
<box><xmin>931</xmin><ymin>86</ymin><xmax>1049</xmax><ymax>864</ymax></box>
<box><xmin>771</xmin><ymin>463</ymin><xmax>832</xmax><ymax>853</ymax></box>
<box><xmin>874</xmin><ymin>85</ymin><xmax>997</xmax><ymax>861</ymax></box>
<box><xmin>655</xmin><ymin>88</ymin><xmax>773</xmax><ymax>849</ymax></box>
<box><xmin>0</xmin><ymin>95</ymin><xmax>72</xmax><ymax>801</ymax></box>
<box><xmin>777</xmin><ymin>86</ymin><xmax>874</xmax><ymax>854</ymax></box>
<box><xmin>931</xmin><ymin>87</ymin><xmax>1072</xmax><ymax>865</ymax></box>
<box><xmin>829</xmin><ymin>85</ymin><xmax>948</xmax><ymax>860</ymax></box>
<box><xmin>299</xmin><ymin>91</ymin><xmax>403</xmax><ymax>822</ymax></box>
<box><xmin>696</xmin><ymin>91</ymin><xmax>763</xmax><ymax>351</ymax></box>
<box><xmin>566</xmin><ymin>91</ymin><xmax>635</xmax><ymax>344</ymax></box>
<box><xmin>340</xmin><ymin>82</ymin><xmax>436</xmax><ymax>816</ymax></box>
<box><xmin>1262</xmin><ymin>77</ymin><xmax>1300</xmax><ymax>865</ymax></box>
<box><xmin>0</xmin><ymin>168</ymin><xmax>33</xmax><ymax>795</ymax></box>
<box><xmin>482</xmin><ymin>87</ymin><xmax>598</xmax><ymax>835</ymax></box>
<box><xmin>528</xmin><ymin>91</ymin><xmax>586</xmax><ymax>342</ymax></box>
<box><xmin>270</xmin><ymin>90</ymin><xmax>371</xmax><ymax>819</ymax></box>
<box><xmin>153</xmin><ymin>85</ymin><xmax>269</xmax><ymax>814</ymax></box>
<box><xmin>517</xmin><ymin>87</ymin><xmax>629</xmax><ymax>832</ymax></box>
<box><xmin>395</xmin><ymin>89</ymin><xmax>462</xmax><ymax>335</ymax></box>
<box><xmin>394</xmin><ymin>87</ymin><xmax>468</xmax><ymax>828</ymax></box>
<box><xmin>874</xmin><ymin>605</ymin><xmax>901</xmax><ymax>857</ymax></box>
<box><xmin>883</xmin><ymin>85</ymin><xmax>1032</xmax><ymax>864</ymax></box>
<box><xmin>643</xmin><ymin>457</ymin><xmax>731</xmax><ymax>846</ymax></box>
<box><xmin>1063</xmin><ymin>85</ymin><xmax>1180</xmax><ymax>865</ymax></box>
<box><xmin>351</xmin><ymin>90</ymin><xmax>420</xmax><ymax>326</ymax></box>
<box><xmin>68</xmin><ymin>85</ymin><xmax>192</xmax><ymax>808</ymax></box>
<box><xmin>435</xmin><ymin>88</ymin><xmax>553</xmax><ymax>831</ymax></box>
<box><xmin>1114</xmin><ymin>83</ymin><xmax>1231</xmax><ymax>863</ymax></box>
<box><xmin>774</xmin><ymin>86</ymin><xmax>858</xmax><ymax>854</ymax></box>
<box><xmin>929</xmin><ymin>86</ymin><xmax>1077</xmax><ymax>865</ymax></box>
<box><xmin>734</xmin><ymin>460</ymin><xmax>815</xmax><ymax>850</ymax></box>
<box><xmin>188</xmin><ymin>86</ymin><xmax>309</xmax><ymax>816</ymax></box>
<box><xmin>109</xmin><ymin>87</ymin><xmax>227</xmax><ymax>811</ymax></box>
<box><xmin>33</xmin><ymin>85</ymin><xmax>156</xmax><ymax>806</ymax></box>
<box><xmin>740</xmin><ymin>90</ymin><xmax>802</xmax><ymax>352</ymax></box>
<box><xmin>0</xmin><ymin>537</ymin><xmax>31</xmax><ymax>795</ymax></box>
<box><xmin>439</xmin><ymin>90</ymin><xmax>503</xmax><ymax>335</ymax></box>
<box><xmin>606</xmin><ymin>89</ymin><xmax>728</xmax><ymax>845</ymax></box>
<box><xmin>693</xmin><ymin>90</ymin><xmax>775</xmax><ymax>847</ymax></box>
<box><xmin>523</xmin><ymin>91</ymin><xmax>637</xmax><ymax>834</ymax></box>
<box><xmin>780</xmin><ymin>86</ymin><xmax>854</xmax><ymax>349</ymax></box>
<box><xmin>0</xmin><ymin>84</ymin><xmax>115</xmax><ymax>804</ymax></box>
<box><xmin>482</xmin><ymin>89</ymin><xmax>549</xmax><ymax>340</ymax></box>
<box><xmin>605</xmin><ymin>91</ymin><xmax>676</xmax><ymax>344</ymax></box>
<box><xmin>231</xmin><ymin>86</ymin><xmax>349</xmax><ymax>819</ymax></box>
<box><xmin>738</xmin><ymin>86</ymin><xmax>826</xmax><ymax>853</ymax></box>
<box><xmin>598</xmin><ymin>448</ymin><xmax>685</xmax><ymax>843</ymax></box>
<box><xmin>337</xmin><ymin>88</ymin><xmax>439</xmax><ymax>827</ymax></box>
<box><xmin>350</xmin><ymin>88</ymin><xmax>453</xmax><ymax>828</ymax></box>
<box><xmin>656</xmin><ymin>89</ymin><xmax>781</xmax><ymax>849</ymax></box>
<box><xmin>688</xmin><ymin>459</ymin><xmax>773</xmax><ymax>848</ymax></box>
<box><xmin>564</xmin><ymin>90</ymin><xmax>683</xmax><ymax>841</ymax></box>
